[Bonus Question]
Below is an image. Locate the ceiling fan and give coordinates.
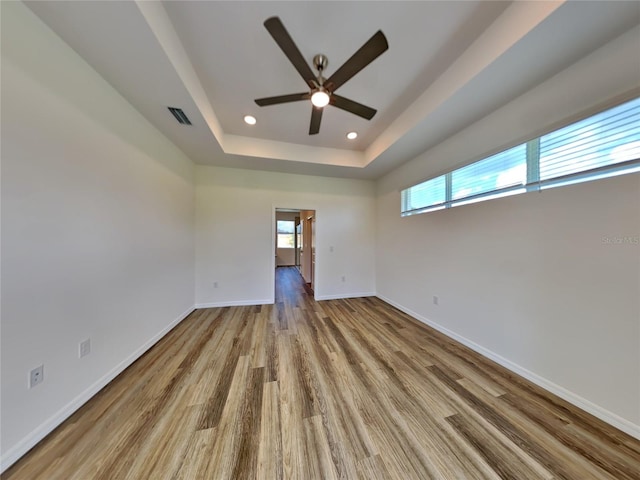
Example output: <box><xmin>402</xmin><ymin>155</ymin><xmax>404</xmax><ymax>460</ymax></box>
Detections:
<box><xmin>255</xmin><ymin>17</ymin><xmax>389</xmax><ymax>135</ymax></box>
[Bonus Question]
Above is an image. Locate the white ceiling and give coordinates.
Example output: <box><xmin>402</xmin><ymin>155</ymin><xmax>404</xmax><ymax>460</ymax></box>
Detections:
<box><xmin>25</xmin><ymin>1</ymin><xmax>640</xmax><ymax>180</ymax></box>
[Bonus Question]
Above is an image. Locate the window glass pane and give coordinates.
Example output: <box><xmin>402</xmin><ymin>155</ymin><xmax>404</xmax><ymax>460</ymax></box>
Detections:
<box><xmin>277</xmin><ymin>234</ymin><xmax>294</xmax><ymax>248</ymax></box>
<box><xmin>277</xmin><ymin>220</ymin><xmax>294</xmax><ymax>234</ymax></box>
<box><xmin>277</xmin><ymin>221</ymin><xmax>295</xmax><ymax>248</ymax></box>
<box><xmin>451</xmin><ymin>144</ymin><xmax>526</xmax><ymax>201</ymax></box>
<box><xmin>401</xmin><ymin>175</ymin><xmax>446</xmax><ymax>214</ymax></box>
<box><xmin>539</xmin><ymin>97</ymin><xmax>640</xmax><ymax>181</ymax></box>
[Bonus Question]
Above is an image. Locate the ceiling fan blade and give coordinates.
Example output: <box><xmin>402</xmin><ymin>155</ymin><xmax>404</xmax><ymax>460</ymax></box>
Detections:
<box><xmin>330</xmin><ymin>95</ymin><xmax>377</xmax><ymax>120</ymax></box>
<box><xmin>255</xmin><ymin>92</ymin><xmax>310</xmax><ymax>106</ymax></box>
<box><xmin>309</xmin><ymin>106</ymin><xmax>323</xmax><ymax>135</ymax></box>
<box><xmin>324</xmin><ymin>31</ymin><xmax>388</xmax><ymax>92</ymax></box>
<box><xmin>264</xmin><ymin>17</ymin><xmax>317</xmax><ymax>89</ymax></box>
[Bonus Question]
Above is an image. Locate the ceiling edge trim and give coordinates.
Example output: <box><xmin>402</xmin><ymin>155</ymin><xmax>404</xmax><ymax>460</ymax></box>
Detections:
<box><xmin>224</xmin><ymin>134</ymin><xmax>365</xmax><ymax>167</ymax></box>
<box><xmin>135</xmin><ymin>0</ymin><xmax>368</xmax><ymax>169</ymax></box>
<box><xmin>363</xmin><ymin>0</ymin><xmax>566</xmax><ymax>167</ymax></box>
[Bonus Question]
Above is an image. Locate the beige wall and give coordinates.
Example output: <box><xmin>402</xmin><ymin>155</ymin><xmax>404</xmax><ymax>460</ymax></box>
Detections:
<box><xmin>195</xmin><ymin>166</ymin><xmax>376</xmax><ymax>306</ymax></box>
<box><xmin>377</xmin><ymin>174</ymin><xmax>640</xmax><ymax>430</ymax></box>
<box><xmin>375</xmin><ymin>25</ymin><xmax>640</xmax><ymax>437</ymax></box>
<box><xmin>1</xmin><ymin>2</ymin><xmax>196</xmax><ymax>470</ymax></box>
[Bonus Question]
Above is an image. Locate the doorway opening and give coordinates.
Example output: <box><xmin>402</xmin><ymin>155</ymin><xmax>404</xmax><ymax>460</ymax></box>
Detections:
<box><xmin>275</xmin><ymin>208</ymin><xmax>316</xmax><ymax>296</ymax></box>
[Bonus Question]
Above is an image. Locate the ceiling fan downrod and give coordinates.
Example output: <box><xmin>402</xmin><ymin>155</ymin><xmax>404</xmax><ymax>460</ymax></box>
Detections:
<box><xmin>313</xmin><ymin>54</ymin><xmax>328</xmax><ymax>86</ymax></box>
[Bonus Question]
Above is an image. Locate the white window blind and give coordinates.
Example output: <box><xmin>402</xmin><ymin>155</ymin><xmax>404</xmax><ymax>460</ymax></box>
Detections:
<box><xmin>401</xmin><ymin>175</ymin><xmax>446</xmax><ymax>215</ymax></box>
<box><xmin>451</xmin><ymin>144</ymin><xmax>527</xmax><ymax>203</ymax></box>
<box><xmin>539</xmin><ymin>97</ymin><xmax>640</xmax><ymax>182</ymax></box>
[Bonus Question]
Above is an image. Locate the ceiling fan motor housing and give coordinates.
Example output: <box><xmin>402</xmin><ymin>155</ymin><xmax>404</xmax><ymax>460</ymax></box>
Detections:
<box><xmin>313</xmin><ymin>54</ymin><xmax>328</xmax><ymax>72</ymax></box>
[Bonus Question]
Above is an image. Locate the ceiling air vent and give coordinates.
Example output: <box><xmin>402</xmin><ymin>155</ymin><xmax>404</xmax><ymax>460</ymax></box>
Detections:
<box><xmin>167</xmin><ymin>107</ymin><xmax>192</xmax><ymax>125</ymax></box>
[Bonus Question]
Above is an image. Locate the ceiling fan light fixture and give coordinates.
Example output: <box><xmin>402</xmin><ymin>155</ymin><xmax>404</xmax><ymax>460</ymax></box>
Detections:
<box><xmin>346</xmin><ymin>131</ymin><xmax>358</xmax><ymax>140</ymax></box>
<box><xmin>256</xmin><ymin>17</ymin><xmax>388</xmax><ymax>134</ymax></box>
<box><xmin>311</xmin><ymin>89</ymin><xmax>330</xmax><ymax>108</ymax></box>
<box><xmin>243</xmin><ymin>115</ymin><xmax>257</xmax><ymax>125</ymax></box>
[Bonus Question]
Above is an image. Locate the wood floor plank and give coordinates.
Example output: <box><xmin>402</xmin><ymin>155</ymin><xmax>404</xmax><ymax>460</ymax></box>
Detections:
<box><xmin>250</xmin><ymin>308</ymin><xmax>268</xmax><ymax>368</ymax></box>
<box><xmin>124</xmin><ymin>403</ymin><xmax>199</xmax><ymax>479</ymax></box>
<box><xmin>303</xmin><ymin>415</ymin><xmax>339</xmax><ymax>480</ymax></box>
<box><xmin>257</xmin><ymin>381</ymin><xmax>283</xmax><ymax>480</ymax></box>
<box><xmin>356</xmin><ymin>454</ymin><xmax>393</xmax><ymax>480</ymax></box>
<box><xmin>170</xmin><ymin>427</ymin><xmax>216</xmax><ymax>480</ymax></box>
<box><xmin>4</xmin><ymin>266</ymin><xmax>639</xmax><ymax>480</ymax></box>
<box><xmin>445</xmin><ymin>413</ymin><xmax>550</xmax><ymax>480</ymax></box>
<box><xmin>277</xmin><ymin>332</ymin><xmax>306</xmax><ymax>479</ymax></box>
<box><xmin>429</xmin><ymin>364</ymin><xmax>621</xmax><ymax>480</ymax></box>
<box><xmin>229</xmin><ymin>366</ymin><xmax>265</xmax><ymax>479</ymax></box>
<box><xmin>202</xmin><ymin>354</ymin><xmax>252</xmax><ymax>478</ymax></box>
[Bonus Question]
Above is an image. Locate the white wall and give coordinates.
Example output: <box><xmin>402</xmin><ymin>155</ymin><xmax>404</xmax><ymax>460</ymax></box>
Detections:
<box><xmin>1</xmin><ymin>2</ymin><xmax>195</xmax><ymax>469</ymax></box>
<box><xmin>376</xmin><ymin>26</ymin><xmax>640</xmax><ymax>437</ymax></box>
<box><xmin>195</xmin><ymin>166</ymin><xmax>376</xmax><ymax>306</ymax></box>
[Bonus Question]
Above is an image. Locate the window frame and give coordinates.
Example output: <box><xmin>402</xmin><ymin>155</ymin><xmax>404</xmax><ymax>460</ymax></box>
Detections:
<box><xmin>400</xmin><ymin>96</ymin><xmax>640</xmax><ymax>217</ymax></box>
<box><xmin>276</xmin><ymin>220</ymin><xmax>296</xmax><ymax>248</ymax></box>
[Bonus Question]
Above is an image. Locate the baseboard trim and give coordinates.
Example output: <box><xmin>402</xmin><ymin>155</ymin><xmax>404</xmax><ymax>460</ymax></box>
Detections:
<box><xmin>195</xmin><ymin>299</ymin><xmax>273</xmax><ymax>308</ymax></box>
<box><xmin>315</xmin><ymin>292</ymin><xmax>377</xmax><ymax>301</ymax></box>
<box><xmin>0</xmin><ymin>306</ymin><xmax>195</xmax><ymax>473</ymax></box>
<box><xmin>376</xmin><ymin>294</ymin><xmax>640</xmax><ymax>441</ymax></box>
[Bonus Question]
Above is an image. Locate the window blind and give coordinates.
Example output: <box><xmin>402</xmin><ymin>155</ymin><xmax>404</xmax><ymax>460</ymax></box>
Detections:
<box><xmin>401</xmin><ymin>175</ymin><xmax>446</xmax><ymax>215</ymax></box>
<box><xmin>451</xmin><ymin>144</ymin><xmax>527</xmax><ymax>203</ymax></box>
<box><xmin>539</xmin><ymin>97</ymin><xmax>640</xmax><ymax>181</ymax></box>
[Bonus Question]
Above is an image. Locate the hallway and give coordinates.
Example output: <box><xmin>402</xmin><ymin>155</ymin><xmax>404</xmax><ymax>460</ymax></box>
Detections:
<box><xmin>275</xmin><ymin>266</ymin><xmax>311</xmax><ymax>305</ymax></box>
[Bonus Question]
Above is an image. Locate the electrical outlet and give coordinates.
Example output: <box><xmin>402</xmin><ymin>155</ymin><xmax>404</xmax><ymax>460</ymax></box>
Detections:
<box><xmin>433</xmin><ymin>295</ymin><xmax>439</xmax><ymax>305</ymax></box>
<box><xmin>213</xmin><ymin>282</ymin><xmax>218</xmax><ymax>288</ymax></box>
<box><xmin>79</xmin><ymin>338</ymin><xmax>91</xmax><ymax>358</ymax></box>
<box><xmin>29</xmin><ymin>365</ymin><xmax>44</xmax><ymax>388</ymax></box>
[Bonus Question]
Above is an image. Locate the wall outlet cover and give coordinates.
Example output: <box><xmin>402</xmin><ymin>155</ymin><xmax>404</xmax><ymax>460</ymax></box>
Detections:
<box><xmin>29</xmin><ymin>365</ymin><xmax>44</xmax><ymax>388</ymax></box>
<box><xmin>79</xmin><ymin>338</ymin><xmax>91</xmax><ymax>358</ymax></box>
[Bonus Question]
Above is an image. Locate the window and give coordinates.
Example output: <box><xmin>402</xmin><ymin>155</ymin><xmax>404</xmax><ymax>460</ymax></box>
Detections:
<box><xmin>451</xmin><ymin>144</ymin><xmax>526</xmax><ymax>205</ymax></box>
<box><xmin>277</xmin><ymin>220</ymin><xmax>295</xmax><ymax>248</ymax></box>
<box><xmin>401</xmin><ymin>175</ymin><xmax>446</xmax><ymax>215</ymax></box>
<box><xmin>539</xmin><ymin>98</ymin><xmax>640</xmax><ymax>186</ymax></box>
<box><xmin>401</xmin><ymin>96</ymin><xmax>640</xmax><ymax>216</ymax></box>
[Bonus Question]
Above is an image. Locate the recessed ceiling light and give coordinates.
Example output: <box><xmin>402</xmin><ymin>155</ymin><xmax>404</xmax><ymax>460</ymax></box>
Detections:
<box><xmin>244</xmin><ymin>115</ymin><xmax>257</xmax><ymax>125</ymax></box>
<box><xmin>346</xmin><ymin>131</ymin><xmax>358</xmax><ymax>140</ymax></box>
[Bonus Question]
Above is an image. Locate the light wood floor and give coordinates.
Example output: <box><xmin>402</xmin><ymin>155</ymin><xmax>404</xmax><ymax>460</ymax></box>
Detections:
<box><xmin>4</xmin><ymin>267</ymin><xmax>639</xmax><ymax>479</ymax></box>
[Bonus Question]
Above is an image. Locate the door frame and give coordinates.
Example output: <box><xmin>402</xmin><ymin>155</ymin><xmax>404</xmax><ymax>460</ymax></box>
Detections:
<box><xmin>272</xmin><ymin>206</ymin><xmax>317</xmax><ymax>302</ymax></box>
